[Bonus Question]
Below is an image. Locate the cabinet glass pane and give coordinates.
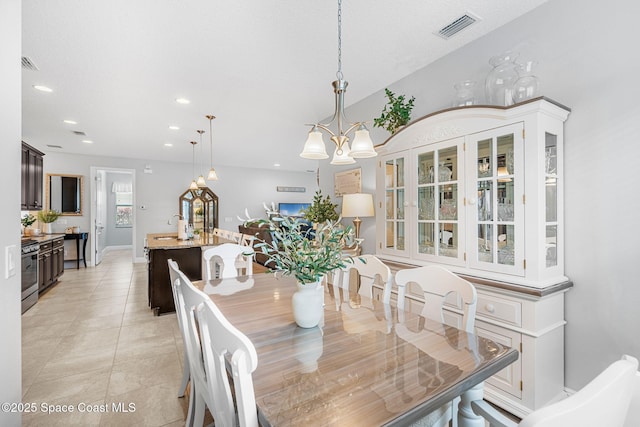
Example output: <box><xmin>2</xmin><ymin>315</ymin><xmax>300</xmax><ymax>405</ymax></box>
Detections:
<box><xmin>477</xmin><ymin>138</ymin><xmax>493</xmax><ymax>178</ymax></box>
<box><xmin>545</xmin><ymin>134</ymin><xmax>557</xmax><ymax>175</ymax></box>
<box><xmin>439</xmin><ymin>184</ymin><xmax>457</xmax><ymax>220</ymax></box>
<box><xmin>546</xmin><ymin>225</ymin><xmax>557</xmax><ymax>267</ymax></box>
<box><xmin>418</xmin><ymin>223</ymin><xmax>435</xmax><ymax>254</ymax></box>
<box><xmin>397</xmin><ymin>189</ymin><xmax>405</xmax><ymax>220</ymax></box>
<box><xmin>385</xmin><ymin>221</ymin><xmax>394</xmax><ymax>248</ymax></box>
<box><xmin>478</xmin><ymin>224</ymin><xmax>493</xmax><ymax>263</ymax></box>
<box><xmin>438</xmin><ymin>147</ymin><xmax>457</xmax><ymax>181</ymax></box>
<box><xmin>497</xmin><ymin>134</ymin><xmax>514</xmax><ymax>175</ymax></box>
<box><xmin>497</xmin><ymin>180</ymin><xmax>515</xmax><ymax>221</ymax></box>
<box><xmin>497</xmin><ymin>224</ymin><xmax>515</xmax><ymax>266</ymax></box>
<box><xmin>385</xmin><ymin>190</ymin><xmax>394</xmax><ymax>220</ymax></box>
<box><xmin>439</xmin><ymin>224</ymin><xmax>457</xmax><ymax>258</ymax></box>
<box><xmin>397</xmin><ymin>158</ymin><xmax>405</xmax><ymax>187</ymax></box>
<box><xmin>478</xmin><ymin>181</ymin><xmax>493</xmax><ymax>221</ymax></box>
<box><xmin>385</xmin><ymin>160</ymin><xmax>395</xmax><ymax>187</ymax></box>
<box><xmin>418</xmin><ymin>187</ymin><xmax>435</xmax><ymax>220</ymax></box>
<box><xmin>418</xmin><ymin>152</ymin><xmax>435</xmax><ymax>185</ymax></box>
<box><xmin>397</xmin><ymin>222</ymin><xmax>405</xmax><ymax>250</ymax></box>
<box><xmin>545</xmin><ymin>178</ymin><xmax>557</xmax><ymax>222</ymax></box>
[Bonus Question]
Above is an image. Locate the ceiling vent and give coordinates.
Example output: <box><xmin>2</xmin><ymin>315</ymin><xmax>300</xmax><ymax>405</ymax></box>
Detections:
<box><xmin>21</xmin><ymin>56</ymin><xmax>39</xmax><ymax>71</ymax></box>
<box><xmin>46</xmin><ymin>144</ymin><xmax>63</xmax><ymax>149</ymax></box>
<box><xmin>436</xmin><ymin>12</ymin><xmax>480</xmax><ymax>39</ymax></box>
<box><xmin>72</xmin><ymin>131</ymin><xmax>86</xmax><ymax>136</ymax></box>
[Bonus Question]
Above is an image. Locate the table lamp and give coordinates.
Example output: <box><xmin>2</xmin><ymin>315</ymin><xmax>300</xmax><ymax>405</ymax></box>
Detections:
<box><xmin>341</xmin><ymin>193</ymin><xmax>374</xmax><ymax>239</ymax></box>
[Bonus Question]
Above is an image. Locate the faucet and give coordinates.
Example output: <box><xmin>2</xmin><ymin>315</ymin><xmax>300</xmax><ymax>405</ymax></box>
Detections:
<box><xmin>167</xmin><ymin>214</ymin><xmax>183</xmax><ymax>225</ymax></box>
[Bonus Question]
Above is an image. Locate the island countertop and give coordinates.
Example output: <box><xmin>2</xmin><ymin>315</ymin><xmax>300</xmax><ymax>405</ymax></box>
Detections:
<box><xmin>145</xmin><ymin>232</ymin><xmax>236</xmax><ymax>250</ymax></box>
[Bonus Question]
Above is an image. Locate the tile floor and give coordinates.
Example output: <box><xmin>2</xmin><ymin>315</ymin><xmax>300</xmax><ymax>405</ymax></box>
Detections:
<box><xmin>21</xmin><ymin>249</ymin><xmax>189</xmax><ymax>426</ymax></box>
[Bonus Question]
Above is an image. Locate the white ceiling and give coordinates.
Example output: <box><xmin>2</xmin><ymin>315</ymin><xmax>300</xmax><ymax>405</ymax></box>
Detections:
<box><xmin>22</xmin><ymin>0</ymin><xmax>549</xmax><ymax>172</ymax></box>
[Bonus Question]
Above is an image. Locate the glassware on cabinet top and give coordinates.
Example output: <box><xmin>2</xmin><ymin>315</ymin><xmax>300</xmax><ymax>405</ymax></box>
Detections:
<box><xmin>512</xmin><ymin>60</ymin><xmax>539</xmax><ymax>103</ymax></box>
<box><xmin>453</xmin><ymin>80</ymin><xmax>477</xmax><ymax>107</ymax></box>
<box><xmin>485</xmin><ymin>52</ymin><xmax>519</xmax><ymax>106</ymax></box>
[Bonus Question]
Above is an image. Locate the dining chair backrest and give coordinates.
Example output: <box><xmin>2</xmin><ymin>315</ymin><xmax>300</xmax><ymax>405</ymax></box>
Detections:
<box><xmin>395</xmin><ymin>265</ymin><xmax>477</xmax><ymax>333</ymax></box>
<box><xmin>197</xmin><ymin>296</ymin><xmax>259</xmax><ymax>427</ymax></box>
<box><xmin>623</xmin><ymin>370</ymin><xmax>640</xmax><ymax>427</ymax></box>
<box><xmin>339</xmin><ymin>255</ymin><xmax>392</xmax><ymax>304</ymax></box>
<box><xmin>202</xmin><ymin>243</ymin><xmax>255</xmax><ymax>280</ymax></box>
<box><xmin>167</xmin><ymin>259</ymin><xmax>190</xmax><ymax>398</ymax></box>
<box><xmin>472</xmin><ymin>354</ymin><xmax>639</xmax><ymax>427</ymax></box>
<box><xmin>173</xmin><ymin>268</ymin><xmax>214</xmax><ymax>427</ymax></box>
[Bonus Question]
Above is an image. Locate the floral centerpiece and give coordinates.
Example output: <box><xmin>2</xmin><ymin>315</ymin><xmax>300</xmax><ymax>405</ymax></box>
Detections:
<box><xmin>243</xmin><ymin>207</ymin><xmax>356</xmax><ymax>327</ymax></box>
<box><xmin>21</xmin><ymin>213</ymin><xmax>37</xmax><ymax>235</ymax></box>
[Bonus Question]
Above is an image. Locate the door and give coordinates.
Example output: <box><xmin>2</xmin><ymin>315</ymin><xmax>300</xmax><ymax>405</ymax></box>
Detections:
<box><xmin>94</xmin><ymin>170</ymin><xmax>106</xmax><ymax>265</ymax></box>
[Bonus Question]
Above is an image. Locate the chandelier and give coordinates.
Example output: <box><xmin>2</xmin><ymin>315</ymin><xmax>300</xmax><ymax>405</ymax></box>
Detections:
<box><xmin>206</xmin><ymin>115</ymin><xmax>218</xmax><ymax>181</ymax></box>
<box><xmin>189</xmin><ymin>140</ymin><xmax>199</xmax><ymax>190</ymax></box>
<box><xmin>299</xmin><ymin>0</ymin><xmax>377</xmax><ymax>165</ymax></box>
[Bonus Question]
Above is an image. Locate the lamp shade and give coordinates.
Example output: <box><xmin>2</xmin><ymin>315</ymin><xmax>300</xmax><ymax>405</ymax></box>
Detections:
<box><xmin>300</xmin><ymin>129</ymin><xmax>329</xmax><ymax>159</ymax></box>
<box><xmin>349</xmin><ymin>127</ymin><xmax>377</xmax><ymax>158</ymax></box>
<box><xmin>330</xmin><ymin>145</ymin><xmax>356</xmax><ymax>165</ymax></box>
<box><xmin>341</xmin><ymin>193</ymin><xmax>374</xmax><ymax>218</ymax></box>
<box><xmin>207</xmin><ymin>167</ymin><xmax>218</xmax><ymax>181</ymax></box>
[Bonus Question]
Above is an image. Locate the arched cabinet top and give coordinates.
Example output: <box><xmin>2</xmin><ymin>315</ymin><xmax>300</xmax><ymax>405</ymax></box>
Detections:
<box><xmin>376</xmin><ymin>97</ymin><xmax>570</xmax><ymax>155</ymax></box>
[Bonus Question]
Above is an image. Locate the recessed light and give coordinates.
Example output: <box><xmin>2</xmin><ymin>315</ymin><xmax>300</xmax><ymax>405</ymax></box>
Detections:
<box><xmin>164</xmin><ymin>143</ymin><xmax>173</xmax><ymax>147</ymax></box>
<box><xmin>63</xmin><ymin>119</ymin><xmax>77</xmax><ymax>125</ymax></box>
<box><xmin>33</xmin><ymin>85</ymin><xmax>53</xmax><ymax>92</ymax></box>
<box><xmin>168</xmin><ymin>125</ymin><xmax>180</xmax><ymax>130</ymax></box>
<box><xmin>82</xmin><ymin>140</ymin><xmax>93</xmax><ymax>144</ymax></box>
<box><xmin>274</xmin><ymin>163</ymin><xmax>281</xmax><ymax>167</ymax></box>
<box><xmin>175</xmin><ymin>98</ymin><xmax>190</xmax><ymax>104</ymax></box>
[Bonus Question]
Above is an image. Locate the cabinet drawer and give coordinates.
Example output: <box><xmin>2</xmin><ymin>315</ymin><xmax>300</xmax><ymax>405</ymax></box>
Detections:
<box><xmin>53</xmin><ymin>238</ymin><xmax>64</xmax><ymax>248</ymax></box>
<box><xmin>39</xmin><ymin>241</ymin><xmax>52</xmax><ymax>252</ymax></box>
<box><xmin>476</xmin><ymin>293</ymin><xmax>522</xmax><ymax>327</ymax></box>
<box><xmin>475</xmin><ymin>320</ymin><xmax>522</xmax><ymax>399</ymax></box>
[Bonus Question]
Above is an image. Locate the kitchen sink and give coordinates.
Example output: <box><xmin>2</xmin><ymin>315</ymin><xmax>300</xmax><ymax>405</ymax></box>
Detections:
<box><xmin>154</xmin><ymin>236</ymin><xmax>175</xmax><ymax>241</ymax></box>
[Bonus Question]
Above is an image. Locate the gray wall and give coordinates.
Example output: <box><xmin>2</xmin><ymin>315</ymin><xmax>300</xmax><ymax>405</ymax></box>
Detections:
<box><xmin>1</xmin><ymin>1</ymin><xmax>22</xmax><ymax>425</ymax></box>
<box><xmin>42</xmin><ymin>151</ymin><xmax>318</xmax><ymax>262</ymax></box>
<box><xmin>319</xmin><ymin>0</ymin><xmax>640</xmax><ymax>391</ymax></box>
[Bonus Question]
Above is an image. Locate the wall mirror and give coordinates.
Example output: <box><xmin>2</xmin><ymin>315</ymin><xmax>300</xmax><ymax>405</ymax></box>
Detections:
<box><xmin>46</xmin><ymin>174</ymin><xmax>84</xmax><ymax>216</ymax></box>
<box><xmin>179</xmin><ymin>187</ymin><xmax>218</xmax><ymax>232</ymax></box>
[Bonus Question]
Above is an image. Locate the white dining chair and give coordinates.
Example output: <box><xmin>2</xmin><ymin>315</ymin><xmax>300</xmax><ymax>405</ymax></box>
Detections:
<box><xmin>472</xmin><ymin>354</ymin><xmax>639</xmax><ymax>427</ymax></box>
<box><xmin>196</xmin><ymin>294</ymin><xmax>259</xmax><ymax>427</ymax></box>
<box><xmin>395</xmin><ymin>265</ymin><xmax>478</xmax><ymax>427</ymax></box>
<box><xmin>337</xmin><ymin>254</ymin><xmax>393</xmax><ymax>304</ymax></box>
<box><xmin>202</xmin><ymin>243</ymin><xmax>254</xmax><ymax>280</ymax></box>
<box><xmin>167</xmin><ymin>259</ymin><xmax>190</xmax><ymax>399</ymax></box>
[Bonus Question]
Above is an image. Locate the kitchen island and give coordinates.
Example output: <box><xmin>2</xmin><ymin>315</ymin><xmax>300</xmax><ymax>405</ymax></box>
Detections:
<box><xmin>146</xmin><ymin>232</ymin><xmax>235</xmax><ymax>315</ymax></box>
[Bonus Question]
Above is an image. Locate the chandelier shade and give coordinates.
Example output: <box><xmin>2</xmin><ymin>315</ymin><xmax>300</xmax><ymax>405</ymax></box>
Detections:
<box><xmin>206</xmin><ymin>115</ymin><xmax>219</xmax><ymax>181</ymax></box>
<box><xmin>300</xmin><ymin>127</ymin><xmax>329</xmax><ymax>159</ymax></box>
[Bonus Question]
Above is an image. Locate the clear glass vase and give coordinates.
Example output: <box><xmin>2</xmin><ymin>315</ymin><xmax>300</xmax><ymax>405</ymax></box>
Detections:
<box><xmin>485</xmin><ymin>52</ymin><xmax>519</xmax><ymax>106</ymax></box>
<box><xmin>453</xmin><ymin>80</ymin><xmax>477</xmax><ymax>107</ymax></box>
<box><xmin>512</xmin><ymin>60</ymin><xmax>539</xmax><ymax>103</ymax></box>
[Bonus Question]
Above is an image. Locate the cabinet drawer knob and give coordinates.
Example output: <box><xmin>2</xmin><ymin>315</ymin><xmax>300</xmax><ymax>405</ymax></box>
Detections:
<box><xmin>485</xmin><ymin>303</ymin><xmax>495</xmax><ymax>313</ymax></box>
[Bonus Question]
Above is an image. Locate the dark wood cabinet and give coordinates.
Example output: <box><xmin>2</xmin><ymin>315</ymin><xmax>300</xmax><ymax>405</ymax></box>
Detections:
<box><xmin>148</xmin><ymin>247</ymin><xmax>202</xmax><ymax>315</ymax></box>
<box><xmin>38</xmin><ymin>237</ymin><xmax>64</xmax><ymax>293</ymax></box>
<box><xmin>21</xmin><ymin>142</ymin><xmax>44</xmax><ymax>210</ymax></box>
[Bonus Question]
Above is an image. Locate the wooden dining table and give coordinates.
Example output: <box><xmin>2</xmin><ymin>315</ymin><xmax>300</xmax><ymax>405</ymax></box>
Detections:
<box><xmin>193</xmin><ymin>273</ymin><xmax>518</xmax><ymax>427</ymax></box>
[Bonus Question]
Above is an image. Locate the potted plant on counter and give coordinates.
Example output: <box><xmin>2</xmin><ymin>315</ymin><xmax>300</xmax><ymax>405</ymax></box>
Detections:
<box><xmin>21</xmin><ymin>213</ymin><xmax>37</xmax><ymax>236</ymax></box>
<box><xmin>37</xmin><ymin>209</ymin><xmax>61</xmax><ymax>234</ymax></box>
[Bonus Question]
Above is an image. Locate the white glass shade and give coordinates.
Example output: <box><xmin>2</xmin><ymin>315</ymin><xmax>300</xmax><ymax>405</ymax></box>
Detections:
<box><xmin>349</xmin><ymin>128</ymin><xmax>377</xmax><ymax>158</ymax></box>
<box><xmin>300</xmin><ymin>130</ymin><xmax>329</xmax><ymax>159</ymax></box>
<box><xmin>341</xmin><ymin>193</ymin><xmax>375</xmax><ymax>218</ymax></box>
<box><xmin>189</xmin><ymin>179</ymin><xmax>198</xmax><ymax>190</ymax></box>
<box><xmin>207</xmin><ymin>168</ymin><xmax>218</xmax><ymax>181</ymax></box>
<box><xmin>330</xmin><ymin>144</ymin><xmax>355</xmax><ymax>165</ymax></box>
<box><xmin>196</xmin><ymin>175</ymin><xmax>206</xmax><ymax>187</ymax></box>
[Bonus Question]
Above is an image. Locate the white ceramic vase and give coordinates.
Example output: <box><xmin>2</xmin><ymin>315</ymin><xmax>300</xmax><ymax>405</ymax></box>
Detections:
<box><xmin>292</xmin><ymin>281</ymin><xmax>323</xmax><ymax>328</ymax></box>
<box><xmin>42</xmin><ymin>223</ymin><xmax>53</xmax><ymax>234</ymax></box>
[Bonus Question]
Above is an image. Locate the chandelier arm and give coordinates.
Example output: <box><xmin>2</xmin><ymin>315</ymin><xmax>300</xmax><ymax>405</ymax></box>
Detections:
<box><xmin>313</xmin><ymin>123</ymin><xmax>337</xmax><ymax>137</ymax></box>
<box><xmin>343</xmin><ymin>122</ymin><xmax>365</xmax><ymax>136</ymax></box>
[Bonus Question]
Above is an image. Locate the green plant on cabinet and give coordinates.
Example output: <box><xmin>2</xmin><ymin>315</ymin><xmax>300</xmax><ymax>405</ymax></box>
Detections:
<box><xmin>373</xmin><ymin>88</ymin><xmax>416</xmax><ymax>134</ymax></box>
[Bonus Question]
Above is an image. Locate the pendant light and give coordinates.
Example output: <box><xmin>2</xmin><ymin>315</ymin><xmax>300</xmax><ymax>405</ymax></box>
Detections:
<box><xmin>300</xmin><ymin>0</ymin><xmax>376</xmax><ymax>163</ymax></box>
<box><xmin>206</xmin><ymin>115</ymin><xmax>218</xmax><ymax>181</ymax></box>
<box><xmin>196</xmin><ymin>130</ymin><xmax>206</xmax><ymax>187</ymax></box>
<box><xmin>189</xmin><ymin>141</ymin><xmax>198</xmax><ymax>190</ymax></box>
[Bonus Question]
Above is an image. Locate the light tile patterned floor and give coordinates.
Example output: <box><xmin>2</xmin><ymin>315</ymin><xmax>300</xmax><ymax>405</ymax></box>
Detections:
<box><xmin>21</xmin><ymin>249</ymin><xmax>189</xmax><ymax>426</ymax></box>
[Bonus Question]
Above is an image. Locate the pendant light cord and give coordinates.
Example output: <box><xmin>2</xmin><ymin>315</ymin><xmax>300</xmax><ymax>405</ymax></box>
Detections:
<box><xmin>336</xmin><ymin>0</ymin><xmax>343</xmax><ymax>80</ymax></box>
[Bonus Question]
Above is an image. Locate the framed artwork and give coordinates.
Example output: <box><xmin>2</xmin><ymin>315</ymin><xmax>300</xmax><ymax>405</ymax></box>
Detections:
<box><xmin>115</xmin><ymin>205</ymin><xmax>133</xmax><ymax>228</ymax></box>
<box><xmin>334</xmin><ymin>168</ymin><xmax>362</xmax><ymax>197</ymax></box>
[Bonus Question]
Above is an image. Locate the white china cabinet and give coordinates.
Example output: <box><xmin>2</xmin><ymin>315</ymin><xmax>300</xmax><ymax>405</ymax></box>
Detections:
<box><xmin>374</xmin><ymin>97</ymin><xmax>572</xmax><ymax>417</ymax></box>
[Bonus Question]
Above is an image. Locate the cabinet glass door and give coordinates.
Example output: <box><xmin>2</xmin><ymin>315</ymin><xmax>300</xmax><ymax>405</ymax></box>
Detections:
<box><xmin>545</xmin><ymin>133</ymin><xmax>558</xmax><ymax>267</ymax></box>
<box><xmin>383</xmin><ymin>155</ymin><xmax>408</xmax><ymax>255</ymax></box>
<box><xmin>415</xmin><ymin>138</ymin><xmax>464</xmax><ymax>264</ymax></box>
<box><xmin>469</xmin><ymin>124</ymin><xmax>524</xmax><ymax>275</ymax></box>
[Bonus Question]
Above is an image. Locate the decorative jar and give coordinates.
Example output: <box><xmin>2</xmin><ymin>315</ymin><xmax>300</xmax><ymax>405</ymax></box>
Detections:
<box><xmin>512</xmin><ymin>60</ymin><xmax>539</xmax><ymax>103</ymax></box>
<box><xmin>485</xmin><ymin>52</ymin><xmax>520</xmax><ymax>106</ymax></box>
<box><xmin>453</xmin><ymin>80</ymin><xmax>477</xmax><ymax>107</ymax></box>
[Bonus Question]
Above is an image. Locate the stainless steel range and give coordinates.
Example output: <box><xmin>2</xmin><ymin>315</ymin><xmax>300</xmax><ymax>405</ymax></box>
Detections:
<box><xmin>21</xmin><ymin>239</ymin><xmax>39</xmax><ymax>313</ymax></box>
